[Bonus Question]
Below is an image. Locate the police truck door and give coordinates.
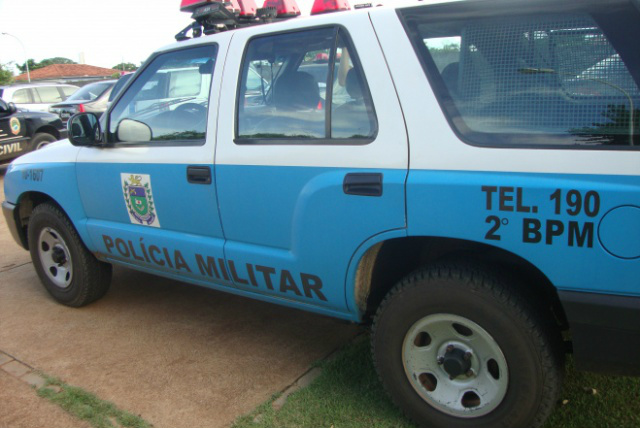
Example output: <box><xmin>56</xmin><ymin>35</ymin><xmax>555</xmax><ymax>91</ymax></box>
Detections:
<box><xmin>75</xmin><ymin>39</ymin><xmax>234</xmax><ymax>290</ymax></box>
<box><xmin>215</xmin><ymin>13</ymin><xmax>408</xmax><ymax>317</ymax></box>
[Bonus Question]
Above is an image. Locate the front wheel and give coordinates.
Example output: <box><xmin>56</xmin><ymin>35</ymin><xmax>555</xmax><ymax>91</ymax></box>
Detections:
<box><xmin>28</xmin><ymin>203</ymin><xmax>112</xmax><ymax>307</ymax></box>
<box><xmin>372</xmin><ymin>263</ymin><xmax>564</xmax><ymax>428</ymax></box>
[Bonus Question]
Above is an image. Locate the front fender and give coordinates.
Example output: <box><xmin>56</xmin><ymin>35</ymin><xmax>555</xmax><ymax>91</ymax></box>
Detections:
<box><xmin>4</xmin><ymin>142</ymin><xmax>93</xmax><ymax>250</ymax></box>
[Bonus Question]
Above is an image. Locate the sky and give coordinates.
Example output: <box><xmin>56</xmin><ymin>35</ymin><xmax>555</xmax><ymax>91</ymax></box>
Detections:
<box><xmin>0</xmin><ymin>0</ymin><xmax>320</xmax><ymax>75</ymax></box>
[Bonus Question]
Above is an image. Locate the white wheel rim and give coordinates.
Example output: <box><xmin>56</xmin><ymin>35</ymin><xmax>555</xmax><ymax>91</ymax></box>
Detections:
<box><xmin>37</xmin><ymin>227</ymin><xmax>73</xmax><ymax>288</ymax></box>
<box><xmin>402</xmin><ymin>314</ymin><xmax>509</xmax><ymax>418</ymax></box>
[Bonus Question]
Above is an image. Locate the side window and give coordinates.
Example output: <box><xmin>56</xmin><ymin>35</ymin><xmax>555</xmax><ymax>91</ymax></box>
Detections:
<box><xmin>401</xmin><ymin>4</ymin><xmax>640</xmax><ymax>148</ymax></box>
<box><xmin>11</xmin><ymin>89</ymin><xmax>31</xmax><ymax>103</ymax></box>
<box><xmin>35</xmin><ymin>86</ymin><xmax>64</xmax><ymax>103</ymax></box>
<box><xmin>108</xmin><ymin>45</ymin><xmax>217</xmax><ymax>145</ymax></box>
<box><xmin>236</xmin><ymin>27</ymin><xmax>377</xmax><ymax>144</ymax></box>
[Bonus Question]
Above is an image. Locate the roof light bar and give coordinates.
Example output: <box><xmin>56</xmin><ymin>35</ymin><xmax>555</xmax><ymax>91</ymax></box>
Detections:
<box><xmin>310</xmin><ymin>0</ymin><xmax>350</xmax><ymax>15</ymax></box>
<box><xmin>263</xmin><ymin>0</ymin><xmax>301</xmax><ymax>17</ymax></box>
<box><xmin>176</xmin><ymin>0</ymin><xmax>302</xmax><ymax>41</ymax></box>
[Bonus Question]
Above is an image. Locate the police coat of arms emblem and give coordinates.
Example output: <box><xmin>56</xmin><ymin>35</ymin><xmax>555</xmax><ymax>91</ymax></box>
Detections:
<box><xmin>121</xmin><ymin>173</ymin><xmax>161</xmax><ymax>227</ymax></box>
<box><xmin>9</xmin><ymin>117</ymin><xmax>21</xmax><ymax>135</ymax></box>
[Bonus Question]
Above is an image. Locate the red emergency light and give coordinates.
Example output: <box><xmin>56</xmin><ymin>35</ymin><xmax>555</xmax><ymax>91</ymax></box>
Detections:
<box><xmin>262</xmin><ymin>0</ymin><xmax>301</xmax><ymax>17</ymax></box>
<box><xmin>180</xmin><ymin>0</ymin><xmax>213</xmax><ymax>12</ymax></box>
<box><xmin>311</xmin><ymin>0</ymin><xmax>350</xmax><ymax>15</ymax></box>
<box><xmin>237</xmin><ymin>0</ymin><xmax>257</xmax><ymax>16</ymax></box>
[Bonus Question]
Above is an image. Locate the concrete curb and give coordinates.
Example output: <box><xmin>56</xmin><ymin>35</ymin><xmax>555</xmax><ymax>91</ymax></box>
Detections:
<box><xmin>0</xmin><ymin>350</ymin><xmax>48</xmax><ymax>390</ymax></box>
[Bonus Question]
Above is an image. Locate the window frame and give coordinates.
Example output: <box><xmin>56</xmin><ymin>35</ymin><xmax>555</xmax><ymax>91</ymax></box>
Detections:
<box><xmin>234</xmin><ymin>25</ymin><xmax>378</xmax><ymax>146</ymax></box>
<box><xmin>398</xmin><ymin>0</ymin><xmax>640</xmax><ymax>151</ymax></box>
<box><xmin>104</xmin><ymin>43</ymin><xmax>218</xmax><ymax>148</ymax></box>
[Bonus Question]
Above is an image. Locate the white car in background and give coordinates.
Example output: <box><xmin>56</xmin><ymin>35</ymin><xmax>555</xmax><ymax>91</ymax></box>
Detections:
<box><xmin>0</xmin><ymin>82</ymin><xmax>78</xmax><ymax>112</ymax></box>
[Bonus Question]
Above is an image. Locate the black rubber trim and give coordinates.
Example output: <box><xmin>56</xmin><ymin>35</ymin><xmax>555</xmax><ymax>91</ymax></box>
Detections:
<box><xmin>559</xmin><ymin>290</ymin><xmax>640</xmax><ymax>376</ymax></box>
<box><xmin>2</xmin><ymin>201</ymin><xmax>28</xmax><ymax>250</ymax></box>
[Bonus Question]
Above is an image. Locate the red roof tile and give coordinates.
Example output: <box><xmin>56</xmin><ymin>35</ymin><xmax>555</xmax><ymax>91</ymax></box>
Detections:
<box><xmin>14</xmin><ymin>64</ymin><xmax>118</xmax><ymax>81</ymax></box>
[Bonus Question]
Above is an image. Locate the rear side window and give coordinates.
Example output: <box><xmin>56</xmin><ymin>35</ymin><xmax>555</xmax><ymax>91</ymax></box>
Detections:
<box><xmin>400</xmin><ymin>1</ymin><xmax>640</xmax><ymax>149</ymax></box>
<box><xmin>11</xmin><ymin>89</ymin><xmax>31</xmax><ymax>103</ymax></box>
<box><xmin>35</xmin><ymin>86</ymin><xmax>64</xmax><ymax>103</ymax></box>
<box><xmin>236</xmin><ymin>27</ymin><xmax>377</xmax><ymax>144</ymax></box>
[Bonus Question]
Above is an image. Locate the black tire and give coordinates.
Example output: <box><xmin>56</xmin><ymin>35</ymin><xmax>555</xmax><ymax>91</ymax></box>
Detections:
<box><xmin>29</xmin><ymin>133</ymin><xmax>57</xmax><ymax>151</ymax></box>
<box><xmin>372</xmin><ymin>262</ymin><xmax>564</xmax><ymax>428</ymax></box>
<box><xmin>28</xmin><ymin>203</ymin><xmax>112</xmax><ymax>307</ymax></box>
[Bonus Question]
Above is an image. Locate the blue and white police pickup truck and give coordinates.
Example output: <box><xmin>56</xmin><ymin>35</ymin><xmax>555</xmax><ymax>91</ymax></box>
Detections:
<box><xmin>3</xmin><ymin>0</ymin><xmax>640</xmax><ymax>426</ymax></box>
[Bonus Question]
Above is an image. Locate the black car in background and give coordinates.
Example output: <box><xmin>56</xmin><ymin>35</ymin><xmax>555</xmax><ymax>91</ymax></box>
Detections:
<box><xmin>49</xmin><ymin>80</ymin><xmax>116</xmax><ymax>124</ymax></box>
<box><xmin>0</xmin><ymin>98</ymin><xmax>67</xmax><ymax>163</ymax></box>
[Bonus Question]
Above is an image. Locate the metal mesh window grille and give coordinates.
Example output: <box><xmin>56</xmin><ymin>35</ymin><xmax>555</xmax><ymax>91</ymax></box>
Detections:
<box><xmin>423</xmin><ymin>13</ymin><xmax>639</xmax><ymax>147</ymax></box>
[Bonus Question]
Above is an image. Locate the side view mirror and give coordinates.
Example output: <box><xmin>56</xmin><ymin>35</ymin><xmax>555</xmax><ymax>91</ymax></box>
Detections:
<box><xmin>0</xmin><ymin>100</ymin><xmax>17</xmax><ymax>116</ymax></box>
<box><xmin>68</xmin><ymin>113</ymin><xmax>102</xmax><ymax>146</ymax></box>
<box><xmin>117</xmin><ymin>119</ymin><xmax>152</xmax><ymax>142</ymax></box>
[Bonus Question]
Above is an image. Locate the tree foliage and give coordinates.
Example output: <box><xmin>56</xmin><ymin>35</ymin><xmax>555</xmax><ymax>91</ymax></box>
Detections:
<box><xmin>17</xmin><ymin>57</ymin><xmax>76</xmax><ymax>73</ymax></box>
<box><xmin>0</xmin><ymin>63</ymin><xmax>13</xmax><ymax>85</ymax></box>
<box><xmin>112</xmin><ymin>62</ymin><xmax>138</xmax><ymax>72</ymax></box>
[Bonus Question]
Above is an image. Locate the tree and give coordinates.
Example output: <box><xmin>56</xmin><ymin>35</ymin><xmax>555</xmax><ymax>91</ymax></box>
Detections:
<box><xmin>0</xmin><ymin>63</ymin><xmax>13</xmax><ymax>85</ymax></box>
<box><xmin>38</xmin><ymin>57</ymin><xmax>76</xmax><ymax>68</ymax></box>
<box><xmin>17</xmin><ymin>57</ymin><xmax>76</xmax><ymax>73</ymax></box>
<box><xmin>16</xmin><ymin>59</ymin><xmax>37</xmax><ymax>73</ymax></box>
<box><xmin>112</xmin><ymin>62</ymin><xmax>137</xmax><ymax>72</ymax></box>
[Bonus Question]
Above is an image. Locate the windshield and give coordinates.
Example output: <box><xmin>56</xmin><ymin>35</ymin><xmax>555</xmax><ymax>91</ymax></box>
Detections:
<box><xmin>66</xmin><ymin>82</ymin><xmax>113</xmax><ymax>102</ymax></box>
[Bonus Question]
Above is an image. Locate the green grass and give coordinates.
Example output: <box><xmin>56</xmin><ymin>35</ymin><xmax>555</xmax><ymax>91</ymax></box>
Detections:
<box><xmin>233</xmin><ymin>335</ymin><xmax>640</xmax><ymax>428</ymax></box>
<box><xmin>37</xmin><ymin>376</ymin><xmax>153</xmax><ymax>428</ymax></box>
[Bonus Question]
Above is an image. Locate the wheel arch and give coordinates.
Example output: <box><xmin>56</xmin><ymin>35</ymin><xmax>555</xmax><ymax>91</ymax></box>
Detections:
<box><xmin>354</xmin><ymin>236</ymin><xmax>568</xmax><ymax>330</ymax></box>
<box><xmin>13</xmin><ymin>191</ymin><xmax>67</xmax><ymax>250</ymax></box>
<box><xmin>33</xmin><ymin>125</ymin><xmax>60</xmax><ymax>140</ymax></box>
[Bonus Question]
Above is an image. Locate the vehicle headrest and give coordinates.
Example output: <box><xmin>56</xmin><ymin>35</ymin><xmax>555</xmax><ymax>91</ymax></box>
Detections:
<box><xmin>273</xmin><ymin>71</ymin><xmax>319</xmax><ymax>110</ymax></box>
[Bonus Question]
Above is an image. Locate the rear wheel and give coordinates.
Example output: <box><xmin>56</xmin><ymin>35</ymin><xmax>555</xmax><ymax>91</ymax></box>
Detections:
<box><xmin>28</xmin><ymin>203</ymin><xmax>112</xmax><ymax>307</ymax></box>
<box><xmin>372</xmin><ymin>262</ymin><xmax>563</xmax><ymax>428</ymax></box>
<box><xmin>29</xmin><ymin>133</ymin><xmax>57</xmax><ymax>151</ymax></box>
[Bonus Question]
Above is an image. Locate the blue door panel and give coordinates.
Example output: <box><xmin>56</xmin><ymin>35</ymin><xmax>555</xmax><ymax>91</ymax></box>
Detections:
<box><xmin>76</xmin><ymin>163</ymin><xmax>224</xmax><ymax>238</ymax></box>
<box><xmin>75</xmin><ymin>161</ymin><xmax>229</xmax><ymax>286</ymax></box>
<box><xmin>87</xmin><ymin>219</ymin><xmax>232</xmax><ymax>287</ymax></box>
<box><xmin>216</xmin><ymin>165</ymin><xmax>407</xmax><ymax>312</ymax></box>
<box><xmin>407</xmin><ymin>170</ymin><xmax>640</xmax><ymax>297</ymax></box>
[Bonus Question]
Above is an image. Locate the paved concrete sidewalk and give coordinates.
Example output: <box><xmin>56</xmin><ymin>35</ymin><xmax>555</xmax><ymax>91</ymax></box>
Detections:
<box><xmin>0</xmin><ymin>263</ymin><xmax>358</xmax><ymax>428</ymax></box>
